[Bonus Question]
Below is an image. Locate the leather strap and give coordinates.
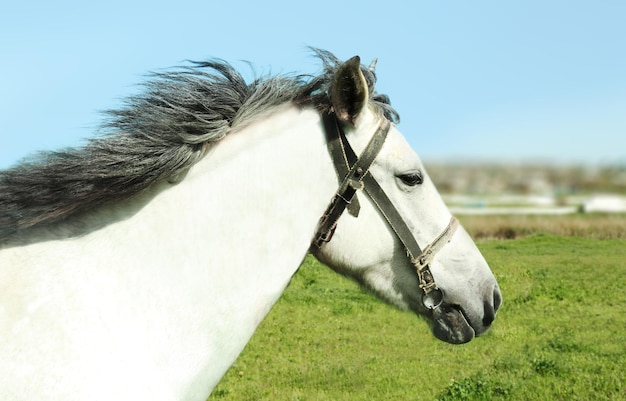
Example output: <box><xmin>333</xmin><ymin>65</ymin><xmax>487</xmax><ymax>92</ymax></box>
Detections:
<box><xmin>362</xmin><ymin>170</ymin><xmax>458</xmax><ymax>296</ymax></box>
<box><xmin>312</xmin><ymin>112</ymin><xmax>390</xmax><ymax>248</ymax></box>
<box><xmin>320</xmin><ymin>111</ymin><xmax>361</xmax><ymax>217</ymax></box>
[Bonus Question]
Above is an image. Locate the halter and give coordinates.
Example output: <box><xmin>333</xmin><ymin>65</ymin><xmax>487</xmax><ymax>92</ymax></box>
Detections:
<box><xmin>311</xmin><ymin>111</ymin><xmax>459</xmax><ymax>310</ymax></box>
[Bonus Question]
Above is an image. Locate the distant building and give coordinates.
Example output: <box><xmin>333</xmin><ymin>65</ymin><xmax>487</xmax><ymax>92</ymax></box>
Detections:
<box><xmin>582</xmin><ymin>195</ymin><xmax>626</xmax><ymax>213</ymax></box>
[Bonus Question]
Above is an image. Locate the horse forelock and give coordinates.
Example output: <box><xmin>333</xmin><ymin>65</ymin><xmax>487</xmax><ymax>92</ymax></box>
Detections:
<box><xmin>0</xmin><ymin>49</ymin><xmax>400</xmax><ymax>242</ymax></box>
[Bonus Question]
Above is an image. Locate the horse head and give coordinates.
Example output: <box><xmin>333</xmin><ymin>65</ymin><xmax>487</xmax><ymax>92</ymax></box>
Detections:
<box><xmin>312</xmin><ymin>56</ymin><xmax>501</xmax><ymax>344</ymax></box>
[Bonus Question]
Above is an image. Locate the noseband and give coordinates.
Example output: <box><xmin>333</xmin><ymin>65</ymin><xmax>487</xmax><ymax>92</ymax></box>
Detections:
<box><xmin>311</xmin><ymin>111</ymin><xmax>459</xmax><ymax>310</ymax></box>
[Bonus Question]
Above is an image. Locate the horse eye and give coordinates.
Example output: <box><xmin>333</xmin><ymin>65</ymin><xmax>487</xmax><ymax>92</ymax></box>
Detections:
<box><xmin>397</xmin><ymin>172</ymin><xmax>423</xmax><ymax>187</ymax></box>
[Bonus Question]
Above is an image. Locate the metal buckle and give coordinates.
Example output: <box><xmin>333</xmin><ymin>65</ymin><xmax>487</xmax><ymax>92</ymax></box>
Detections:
<box><xmin>318</xmin><ymin>222</ymin><xmax>337</xmax><ymax>244</ymax></box>
<box><xmin>422</xmin><ymin>287</ymin><xmax>444</xmax><ymax>310</ymax></box>
<box><xmin>415</xmin><ymin>260</ymin><xmax>443</xmax><ymax>309</ymax></box>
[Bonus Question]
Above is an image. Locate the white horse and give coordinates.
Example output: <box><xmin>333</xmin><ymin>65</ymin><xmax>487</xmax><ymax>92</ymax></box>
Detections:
<box><xmin>0</xmin><ymin>50</ymin><xmax>501</xmax><ymax>401</ymax></box>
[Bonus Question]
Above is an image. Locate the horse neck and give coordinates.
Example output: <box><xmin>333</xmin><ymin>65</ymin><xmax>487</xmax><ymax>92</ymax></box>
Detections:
<box><xmin>162</xmin><ymin>105</ymin><xmax>337</xmax><ymax>394</ymax></box>
<box><xmin>183</xmin><ymin>104</ymin><xmax>335</xmax><ymax>287</ymax></box>
<box><xmin>0</xmin><ymin>105</ymin><xmax>338</xmax><ymax>400</ymax></box>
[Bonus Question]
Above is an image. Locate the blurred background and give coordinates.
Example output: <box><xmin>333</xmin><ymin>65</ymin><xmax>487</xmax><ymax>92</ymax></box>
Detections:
<box><xmin>1</xmin><ymin>1</ymin><xmax>625</xmax><ymax>216</ymax></box>
<box><xmin>428</xmin><ymin>162</ymin><xmax>626</xmax><ymax>214</ymax></box>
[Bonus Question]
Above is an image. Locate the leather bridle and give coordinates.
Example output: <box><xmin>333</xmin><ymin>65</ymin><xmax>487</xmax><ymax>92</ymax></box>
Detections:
<box><xmin>311</xmin><ymin>111</ymin><xmax>459</xmax><ymax>310</ymax></box>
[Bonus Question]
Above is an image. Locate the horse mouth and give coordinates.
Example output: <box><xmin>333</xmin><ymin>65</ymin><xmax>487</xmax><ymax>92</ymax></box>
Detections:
<box><xmin>430</xmin><ymin>304</ymin><xmax>475</xmax><ymax>344</ymax></box>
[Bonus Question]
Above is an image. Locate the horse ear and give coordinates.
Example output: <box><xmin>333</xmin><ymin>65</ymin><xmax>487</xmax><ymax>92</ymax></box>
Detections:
<box><xmin>330</xmin><ymin>56</ymin><xmax>369</xmax><ymax>125</ymax></box>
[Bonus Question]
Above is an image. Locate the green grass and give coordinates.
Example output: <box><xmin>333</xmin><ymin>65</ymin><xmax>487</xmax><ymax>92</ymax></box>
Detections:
<box><xmin>209</xmin><ymin>235</ymin><xmax>626</xmax><ymax>400</ymax></box>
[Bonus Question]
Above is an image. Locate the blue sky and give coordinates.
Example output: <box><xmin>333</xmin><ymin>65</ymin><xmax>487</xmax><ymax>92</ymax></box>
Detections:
<box><xmin>1</xmin><ymin>1</ymin><xmax>625</xmax><ymax>169</ymax></box>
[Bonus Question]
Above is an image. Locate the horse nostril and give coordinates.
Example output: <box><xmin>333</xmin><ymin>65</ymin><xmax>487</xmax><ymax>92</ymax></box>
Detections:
<box><xmin>493</xmin><ymin>286</ymin><xmax>502</xmax><ymax>312</ymax></box>
<box><xmin>482</xmin><ymin>287</ymin><xmax>502</xmax><ymax>327</ymax></box>
<box><xmin>482</xmin><ymin>301</ymin><xmax>496</xmax><ymax>327</ymax></box>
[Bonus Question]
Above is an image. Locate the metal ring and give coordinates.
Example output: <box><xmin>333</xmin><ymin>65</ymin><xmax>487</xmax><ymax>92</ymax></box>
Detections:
<box><xmin>422</xmin><ymin>288</ymin><xmax>444</xmax><ymax>310</ymax></box>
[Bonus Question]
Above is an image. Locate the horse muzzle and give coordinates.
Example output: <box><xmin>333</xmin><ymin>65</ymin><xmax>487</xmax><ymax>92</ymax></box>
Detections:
<box><xmin>430</xmin><ymin>285</ymin><xmax>502</xmax><ymax>344</ymax></box>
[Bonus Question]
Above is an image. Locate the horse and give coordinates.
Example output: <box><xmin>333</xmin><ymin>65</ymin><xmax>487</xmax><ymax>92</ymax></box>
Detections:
<box><xmin>0</xmin><ymin>50</ymin><xmax>501</xmax><ymax>401</ymax></box>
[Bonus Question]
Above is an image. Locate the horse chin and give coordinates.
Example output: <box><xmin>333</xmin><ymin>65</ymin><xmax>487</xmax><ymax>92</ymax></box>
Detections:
<box><xmin>430</xmin><ymin>304</ymin><xmax>475</xmax><ymax>344</ymax></box>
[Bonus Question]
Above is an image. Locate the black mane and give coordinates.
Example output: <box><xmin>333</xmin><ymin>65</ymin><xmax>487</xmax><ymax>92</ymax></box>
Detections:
<box><xmin>0</xmin><ymin>49</ymin><xmax>399</xmax><ymax>242</ymax></box>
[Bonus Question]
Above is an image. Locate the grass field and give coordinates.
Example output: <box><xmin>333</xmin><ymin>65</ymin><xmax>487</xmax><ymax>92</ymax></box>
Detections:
<box><xmin>209</xmin><ymin>215</ymin><xmax>625</xmax><ymax>400</ymax></box>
